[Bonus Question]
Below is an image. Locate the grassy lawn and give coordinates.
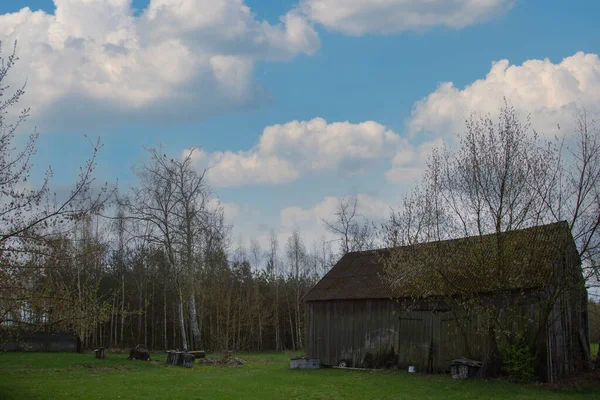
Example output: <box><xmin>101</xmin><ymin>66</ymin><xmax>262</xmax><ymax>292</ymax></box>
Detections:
<box><xmin>0</xmin><ymin>352</ymin><xmax>598</xmax><ymax>400</ymax></box>
<box><xmin>592</xmin><ymin>343</ymin><xmax>598</xmax><ymax>356</ymax></box>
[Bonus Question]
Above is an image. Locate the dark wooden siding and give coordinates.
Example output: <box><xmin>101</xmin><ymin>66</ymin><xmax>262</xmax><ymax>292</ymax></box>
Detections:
<box><xmin>544</xmin><ymin>241</ymin><xmax>588</xmax><ymax>382</ymax></box>
<box><xmin>306</xmin><ymin>299</ymin><xmax>398</xmax><ymax>368</ymax></box>
<box><xmin>307</xmin><ymin>299</ymin><xmax>554</xmax><ymax>375</ymax></box>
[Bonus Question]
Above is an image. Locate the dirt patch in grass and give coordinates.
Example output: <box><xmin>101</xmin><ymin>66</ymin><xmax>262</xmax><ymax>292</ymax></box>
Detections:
<box><xmin>199</xmin><ymin>356</ymin><xmax>246</xmax><ymax>366</ymax></box>
<box><xmin>78</xmin><ymin>363</ymin><xmax>132</xmax><ymax>372</ymax></box>
<box><xmin>8</xmin><ymin>368</ymin><xmax>69</xmax><ymax>374</ymax></box>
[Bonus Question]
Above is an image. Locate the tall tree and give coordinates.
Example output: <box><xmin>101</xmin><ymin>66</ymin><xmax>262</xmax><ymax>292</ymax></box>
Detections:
<box><xmin>171</xmin><ymin>147</ymin><xmax>209</xmax><ymax>350</ymax></box>
<box><xmin>126</xmin><ymin>147</ymin><xmax>189</xmax><ymax>349</ymax></box>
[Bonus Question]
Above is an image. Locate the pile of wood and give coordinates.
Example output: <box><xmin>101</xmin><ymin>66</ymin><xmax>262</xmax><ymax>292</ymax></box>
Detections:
<box><xmin>128</xmin><ymin>344</ymin><xmax>151</xmax><ymax>361</ymax></box>
<box><xmin>200</xmin><ymin>353</ymin><xmax>245</xmax><ymax>366</ymax></box>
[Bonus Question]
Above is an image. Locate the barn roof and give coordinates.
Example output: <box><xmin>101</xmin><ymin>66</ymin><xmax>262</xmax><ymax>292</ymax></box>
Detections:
<box><xmin>304</xmin><ymin>221</ymin><xmax>578</xmax><ymax>301</ymax></box>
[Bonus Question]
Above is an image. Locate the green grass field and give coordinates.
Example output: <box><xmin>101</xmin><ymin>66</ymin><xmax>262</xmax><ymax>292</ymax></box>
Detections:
<box><xmin>592</xmin><ymin>343</ymin><xmax>599</xmax><ymax>356</ymax></box>
<box><xmin>0</xmin><ymin>352</ymin><xmax>598</xmax><ymax>400</ymax></box>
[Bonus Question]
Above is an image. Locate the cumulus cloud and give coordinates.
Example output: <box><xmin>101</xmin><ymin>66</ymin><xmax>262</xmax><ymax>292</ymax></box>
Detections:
<box><xmin>208</xmin><ymin>197</ymin><xmax>240</xmax><ymax>221</ymax></box>
<box><xmin>408</xmin><ymin>52</ymin><xmax>600</xmax><ymax>138</ymax></box>
<box><xmin>385</xmin><ymin>138</ymin><xmax>443</xmax><ymax>184</ymax></box>
<box><xmin>300</xmin><ymin>0</ymin><xmax>513</xmax><ymax>36</ymax></box>
<box><xmin>187</xmin><ymin>117</ymin><xmax>410</xmax><ymax>187</ymax></box>
<box><xmin>0</xmin><ymin>0</ymin><xmax>319</xmax><ymax>129</ymax></box>
<box><xmin>279</xmin><ymin>193</ymin><xmax>390</xmax><ymax>246</ymax></box>
<box><xmin>281</xmin><ymin>194</ymin><xmax>390</xmax><ymax>229</ymax></box>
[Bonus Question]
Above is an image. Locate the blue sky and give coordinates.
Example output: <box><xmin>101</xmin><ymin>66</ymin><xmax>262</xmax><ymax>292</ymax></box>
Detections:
<box><xmin>1</xmin><ymin>0</ymin><xmax>599</xmax><ymax>248</ymax></box>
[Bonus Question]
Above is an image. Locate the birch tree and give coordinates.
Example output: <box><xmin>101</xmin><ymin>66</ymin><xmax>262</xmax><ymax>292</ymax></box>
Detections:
<box><xmin>126</xmin><ymin>148</ymin><xmax>189</xmax><ymax>349</ymax></box>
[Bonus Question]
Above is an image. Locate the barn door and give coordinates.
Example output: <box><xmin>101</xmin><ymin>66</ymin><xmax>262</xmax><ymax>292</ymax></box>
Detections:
<box><xmin>439</xmin><ymin>313</ymin><xmax>469</xmax><ymax>372</ymax></box>
<box><xmin>398</xmin><ymin>311</ymin><xmax>439</xmax><ymax>372</ymax></box>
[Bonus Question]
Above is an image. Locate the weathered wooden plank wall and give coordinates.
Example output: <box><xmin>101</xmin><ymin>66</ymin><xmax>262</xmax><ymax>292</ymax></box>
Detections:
<box><xmin>305</xmin><ymin>297</ymin><xmax>583</xmax><ymax>377</ymax></box>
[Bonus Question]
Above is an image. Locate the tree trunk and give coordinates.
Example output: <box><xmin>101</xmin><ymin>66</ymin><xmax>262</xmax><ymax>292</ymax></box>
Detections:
<box><xmin>151</xmin><ymin>283</ymin><xmax>155</xmax><ymax>350</ymax></box>
<box><xmin>120</xmin><ymin>270</ymin><xmax>125</xmax><ymax>347</ymax></box>
<box><xmin>274</xmin><ymin>279</ymin><xmax>281</xmax><ymax>351</ymax></box>
<box><xmin>178</xmin><ymin>286</ymin><xmax>188</xmax><ymax>351</ymax></box>
<box><xmin>295</xmin><ymin>287</ymin><xmax>302</xmax><ymax>349</ymax></box>
<box><xmin>188</xmin><ymin>287</ymin><xmax>201</xmax><ymax>350</ymax></box>
<box><xmin>237</xmin><ymin>289</ymin><xmax>242</xmax><ymax>350</ymax></box>
<box><xmin>477</xmin><ymin>319</ymin><xmax>501</xmax><ymax>378</ymax></box>
<box><xmin>144</xmin><ymin>282</ymin><xmax>148</xmax><ymax>347</ymax></box>
<box><xmin>286</xmin><ymin>290</ymin><xmax>296</xmax><ymax>351</ymax></box>
<box><xmin>110</xmin><ymin>291</ymin><xmax>116</xmax><ymax>348</ymax></box>
<box><xmin>198</xmin><ymin>289</ymin><xmax>204</xmax><ymax>349</ymax></box>
<box><xmin>138</xmin><ymin>287</ymin><xmax>143</xmax><ymax>344</ymax></box>
<box><xmin>163</xmin><ymin>287</ymin><xmax>167</xmax><ymax>350</ymax></box>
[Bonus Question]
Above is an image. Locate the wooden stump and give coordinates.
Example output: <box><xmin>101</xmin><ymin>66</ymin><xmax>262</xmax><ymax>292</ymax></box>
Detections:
<box><xmin>128</xmin><ymin>344</ymin><xmax>151</xmax><ymax>361</ymax></box>
<box><xmin>166</xmin><ymin>350</ymin><xmax>185</xmax><ymax>365</ymax></box>
<box><xmin>167</xmin><ymin>350</ymin><xmax>176</xmax><ymax>365</ymax></box>
<box><xmin>94</xmin><ymin>348</ymin><xmax>105</xmax><ymax>359</ymax></box>
<box><xmin>183</xmin><ymin>353</ymin><xmax>195</xmax><ymax>368</ymax></box>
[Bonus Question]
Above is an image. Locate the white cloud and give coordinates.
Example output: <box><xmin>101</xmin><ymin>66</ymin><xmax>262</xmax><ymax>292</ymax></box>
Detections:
<box><xmin>385</xmin><ymin>138</ymin><xmax>443</xmax><ymax>184</ymax></box>
<box><xmin>188</xmin><ymin>117</ymin><xmax>410</xmax><ymax>187</ymax></box>
<box><xmin>408</xmin><ymin>52</ymin><xmax>600</xmax><ymax>138</ymax></box>
<box><xmin>208</xmin><ymin>198</ymin><xmax>240</xmax><ymax>221</ymax></box>
<box><xmin>0</xmin><ymin>0</ymin><xmax>319</xmax><ymax>129</ymax></box>
<box><xmin>300</xmin><ymin>0</ymin><xmax>513</xmax><ymax>36</ymax></box>
<box><xmin>190</xmin><ymin>149</ymin><xmax>300</xmax><ymax>187</ymax></box>
<box><xmin>279</xmin><ymin>193</ymin><xmax>391</xmax><ymax>246</ymax></box>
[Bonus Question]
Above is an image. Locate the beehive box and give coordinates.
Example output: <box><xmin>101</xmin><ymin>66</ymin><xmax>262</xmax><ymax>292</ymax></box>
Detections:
<box><xmin>290</xmin><ymin>357</ymin><xmax>320</xmax><ymax>369</ymax></box>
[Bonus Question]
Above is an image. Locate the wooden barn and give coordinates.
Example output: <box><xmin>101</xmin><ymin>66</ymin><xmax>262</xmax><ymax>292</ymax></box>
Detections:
<box><xmin>305</xmin><ymin>221</ymin><xmax>590</xmax><ymax>382</ymax></box>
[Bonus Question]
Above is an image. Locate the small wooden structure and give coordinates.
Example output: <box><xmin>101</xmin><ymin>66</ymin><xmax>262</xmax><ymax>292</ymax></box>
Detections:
<box><xmin>167</xmin><ymin>350</ymin><xmax>202</xmax><ymax>368</ymax></box>
<box><xmin>450</xmin><ymin>358</ymin><xmax>481</xmax><ymax>379</ymax></box>
<box><xmin>94</xmin><ymin>347</ymin><xmax>105</xmax><ymax>359</ymax></box>
<box><xmin>0</xmin><ymin>330</ymin><xmax>80</xmax><ymax>352</ymax></box>
<box><xmin>290</xmin><ymin>356</ymin><xmax>320</xmax><ymax>369</ymax></box>
<box><xmin>128</xmin><ymin>344</ymin><xmax>150</xmax><ymax>361</ymax></box>
<box><xmin>305</xmin><ymin>222</ymin><xmax>590</xmax><ymax>382</ymax></box>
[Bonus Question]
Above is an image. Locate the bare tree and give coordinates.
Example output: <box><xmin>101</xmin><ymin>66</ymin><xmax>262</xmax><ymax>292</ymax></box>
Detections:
<box><xmin>323</xmin><ymin>196</ymin><xmax>376</xmax><ymax>257</ymax></box>
<box><xmin>286</xmin><ymin>230</ymin><xmax>308</xmax><ymax>350</ymax></box>
<box><xmin>266</xmin><ymin>230</ymin><xmax>282</xmax><ymax>351</ymax></box>
<box><xmin>171</xmin><ymin>147</ymin><xmax>209</xmax><ymax>350</ymax></box>
<box><xmin>125</xmin><ymin>147</ymin><xmax>189</xmax><ymax>350</ymax></box>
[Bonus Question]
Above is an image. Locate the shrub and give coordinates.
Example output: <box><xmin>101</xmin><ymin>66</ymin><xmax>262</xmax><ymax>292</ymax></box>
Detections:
<box><xmin>502</xmin><ymin>341</ymin><xmax>534</xmax><ymax>383</ymax></box>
